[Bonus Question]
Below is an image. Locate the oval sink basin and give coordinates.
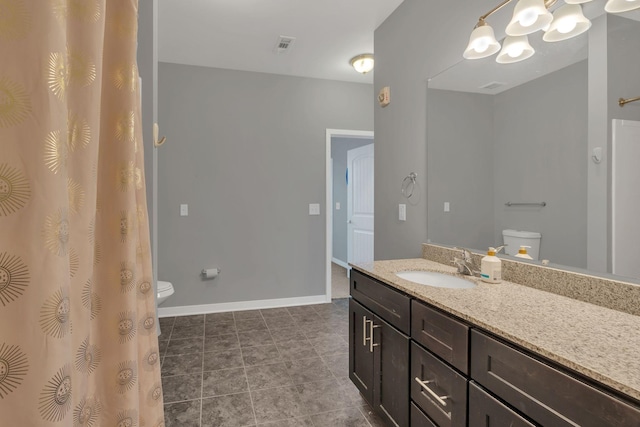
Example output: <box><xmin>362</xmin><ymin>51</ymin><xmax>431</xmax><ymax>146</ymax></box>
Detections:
<box><xmin>395</xmin><ymin>270</ymin><xmax>477</xmax><ymax>289</ymax></box>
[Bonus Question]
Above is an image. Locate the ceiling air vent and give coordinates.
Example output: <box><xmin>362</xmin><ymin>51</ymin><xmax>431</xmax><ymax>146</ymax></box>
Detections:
<box><xmin>274</xmin><ymin>35</ymin><xmax>296</xmax><ymax>54</ymax></box>
<box><xmin>480</xmin><ymin>81</ymin><xmax>506</xmax><ymax>90</ymax></box>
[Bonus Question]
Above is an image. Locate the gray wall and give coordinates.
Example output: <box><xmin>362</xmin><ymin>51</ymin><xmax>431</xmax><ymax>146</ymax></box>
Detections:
<box><xmin>331</xmin><ymin>137</ymin><xmax>374</xmax><ymax>263</ymax></box>
<box><xmin>607</xmin><ymin>15</ymin><xmax>640</xmax><ymax>269</ymax></box>
<box><xmin>427</xmin><ymin>89</ymin><xmax>495</xmax><ymax>251</ymax></box>
<box><xmin>426</xmin><ymin>62</ymin><xmax>588</xmax><ymax>267</ymax></box>
<box><xmin>375</xmin><ymin>1</ymin><xmax>634</xmax><ymax>273</ymax></box>
<box><xmin>494</xmin><ymin>61</ymin><xmax>588</xmax><ymax>267</ymax></box>
<box><xmin>373</xmin><ymin>0</ymin><xmax>497</xmax><ymax>260</ymax></box>
<box><xmin>158</xmin><ymin>63</ymin><xmax>373</xmax><ymax>307</ymax></box>
<box><xmin>137</xmin><ymin>0</ymin><xmax>159</xmax><ymax>316</ymax></box>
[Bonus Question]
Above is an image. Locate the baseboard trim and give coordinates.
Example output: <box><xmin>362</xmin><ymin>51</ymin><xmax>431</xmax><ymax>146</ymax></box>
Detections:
<box><xmin>331</xmin><ymin>258</ymin><xmax>350</xmax><ymax>270</ymax></box>
<box><xmin>158</xmin><ymin>294</ymin><xmax>329</xmax><ymax>318</ymax></box>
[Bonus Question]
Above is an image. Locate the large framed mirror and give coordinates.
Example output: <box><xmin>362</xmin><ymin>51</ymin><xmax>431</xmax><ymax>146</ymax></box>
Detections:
<box><xmin>426</xmin><ymin>9</ymin><xmax>640</xmax><ymax>282</ymax></box>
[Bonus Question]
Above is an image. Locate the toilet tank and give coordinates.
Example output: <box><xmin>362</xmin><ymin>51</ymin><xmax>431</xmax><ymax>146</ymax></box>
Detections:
<box><xmin>502</xmin><ymin>229</ymin><xmax>542</xmax><ymax>260</ymax></box>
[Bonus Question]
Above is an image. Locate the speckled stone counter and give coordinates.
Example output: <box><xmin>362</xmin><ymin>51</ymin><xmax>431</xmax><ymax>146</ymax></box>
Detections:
<box><xmin>351</xmin><ymin>258</ymin><xmax>640</xmax><ymax>403</ymax></box>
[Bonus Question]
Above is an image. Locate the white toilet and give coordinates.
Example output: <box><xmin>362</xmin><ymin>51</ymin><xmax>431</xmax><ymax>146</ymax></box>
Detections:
<box><xmin>502</xmin><ymin>229</ymin><xmax>542</xmax><ymax>260</ymax></box>
<box><xmin>157</xmin><ymin>280</ymin><xmax>175</xmax><ymax>305</ymax></box>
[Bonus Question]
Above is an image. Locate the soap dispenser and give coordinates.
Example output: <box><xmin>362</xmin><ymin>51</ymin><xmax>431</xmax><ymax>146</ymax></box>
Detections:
<box><xmin>514</xmin><ymin>245</ymin><xmax>533</xmax><ymax>260</ymax></box>
<box><xmin>481</xmin><ymin>246</ymin><xmax>503</xmax><ymax>283</ymax></box>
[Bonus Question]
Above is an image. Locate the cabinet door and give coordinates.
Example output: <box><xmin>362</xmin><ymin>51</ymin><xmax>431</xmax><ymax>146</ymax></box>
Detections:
<box><xmin>373</xmin><ymin>314</ymin><xmax>410</xmax><ymax>427</ymax></box>
<box><xmin>468</xmin><ymin>382</ymin><xmax>535</xmax><ymax>427</ymax></box>
<box><xmin>471</xmin><ymin>330</ymin><xmax>640</xmax><ymax>426</ymax></box>
<box><xmin>411</xmin><ymin>342</ymin><xmax>467</xmax><ymax>427</ymax></box>
<box><xmin>349</xmin><ymin>299</ymin><xmax>374</xmax><ymax>405</ymax></box>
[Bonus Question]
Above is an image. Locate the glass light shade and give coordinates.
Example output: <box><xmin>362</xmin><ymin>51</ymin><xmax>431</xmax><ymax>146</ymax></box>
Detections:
<box><xmin>463</xmin><ymin>23</ymin><xmax>501</xmax><ymax>59</ymax></box>
<box><xmin>564</xmin><ymin>0</ymin><xmax>593</xmax><ymax>3</ymax></box>
<box><xmin>506</xmin><ymin>0</ymin><xmax>554</xmax><ymax>36</ymax></box>
<box><xmin>496</xmin><ymin>35</ymin><xmax>535</xmax><ymax>63</ymax></box>
<box><xmin>350</xmin><ymin>54</ymin><xmax>374</xmax><ymax>74</ymax></box>
<box><xmin>605</xmin><ymin>0</ymin><xmax>640</xmax><ymax>13</ymax></box>
<box><xmin>543</xmin><ymin>4</ymin><xmax>592</xmax><ymax>42</ymax></box>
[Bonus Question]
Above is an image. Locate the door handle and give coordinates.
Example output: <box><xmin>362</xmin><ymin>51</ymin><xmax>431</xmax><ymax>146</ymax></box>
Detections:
<box><xmin>369</xmin><ymin>320</ymin><xmax>381</xmax><ymax>353</ymax></box>
<box><xmin>363</xmin><ymin>316</ymin><xmax>372</xmax><ymax>346</ymax></box>
<box><xmin>414</xmin><ymin>377</ymin><xmax>449</xmax><ymax>407</ymax></box>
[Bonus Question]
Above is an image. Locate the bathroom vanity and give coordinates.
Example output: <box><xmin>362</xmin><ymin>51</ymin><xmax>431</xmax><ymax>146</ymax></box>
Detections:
<box><xmin>349</xmin><ymin>256</ymin><xmax>640</xmax><ymax>427</ymax></box>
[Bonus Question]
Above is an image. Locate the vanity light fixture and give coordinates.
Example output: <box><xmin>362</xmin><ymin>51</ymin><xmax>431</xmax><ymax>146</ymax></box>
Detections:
<box><xmin>496</xmin><ymin>35</ymin><xmax>535</xmax><ymax>63</ymax></box>
<box><xmin>543</xmin><ymin>3</ymin><xmax>592</xmax><ymax>42</ymax></box>
<box><xmin>463</xmin><ymin>19</ymin><xmax>502</xmax><ymax>59</ymax></box>
<box><xmin>505</xmin><ymin>0</ymin><xmax>554</xmax><ymax>36</ymax></box>
<box><xmin>350</xmin><ymin>54</ymin><xmax>374</xmax><ymax>74</ymax></box>
<box><xmin>463</xmin><ymin>0</ymin><xmax>640</xmax><ymax>63</ymax></box>
<box><xmin>605</xmin><ymin>0</ymin><xmax>640</xmax><ymax>13</ymax></box>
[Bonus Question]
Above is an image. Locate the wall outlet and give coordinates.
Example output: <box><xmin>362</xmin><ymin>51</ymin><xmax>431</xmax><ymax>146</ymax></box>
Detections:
<box><xmin>399</xmin><ymin>204</ymin><xmax>406</xmax><ymax>221</ymax></box>
<box><xmin>180</xmin><ymin>204</ymin><xmax>189</xmax><ymax>216</ymax></box>
<box><xmin>335</xmin><ymin>202</ymin><xmax>340</xmax><ymax>210</ymax></box>
<box><xmin>309</xmin><ymin>203</ymin><xmax>320</xmax><ymax>215</ymax></box>
<box><xmin>444</xmin><ymin>202</ymin><xmax>450</xmax><ymax>212</ymax></box>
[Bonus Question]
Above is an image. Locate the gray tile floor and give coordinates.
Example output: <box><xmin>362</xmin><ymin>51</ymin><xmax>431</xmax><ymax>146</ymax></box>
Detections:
<box><xmin>159</xmin><ymin>298</ymin><xmax>386</xmax><ymax>427</ymax></box>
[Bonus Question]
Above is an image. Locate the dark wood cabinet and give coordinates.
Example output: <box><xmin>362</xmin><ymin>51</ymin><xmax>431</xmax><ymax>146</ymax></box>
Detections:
<box><xmin>411</xmin><ymin>300</ymin><xmax>469</xmax><ymax>374</ymax></box>
<box><xmin>471</xmin><ymin>330</ymin><xmax>640</xmax><ymax>427</ymax></box>
<box><xmin>349</xmin><ymin>298</ymin><xmax>375</xmax><ymax>404</ymax></box>
<box><xmin>349</xmin><ymin>272</ymin><xmax>410</xmax><ymax>427</ymax></box>
<box><xmin>373</xmin><ymin>315</ymin><xmax>410</xmax><ymax>427</ymax></box>
<box><xmin>411</xmin><ymin>342</ymin><xmax>467</xmax><ymax>427</ymax></box>
<box><xmin>411</xmin><ymin>403</ymin><xmax>438</xmax><ymax>427</ymax></box>
<box><xmin>468</xmin><ymin>382</ymin><xmax>536</xmax><ymax>427</ymax></box>
<box><xmin>350</xmin><ymin>268</ymin><xmax>640</xmax><ymax>427</ymax></box>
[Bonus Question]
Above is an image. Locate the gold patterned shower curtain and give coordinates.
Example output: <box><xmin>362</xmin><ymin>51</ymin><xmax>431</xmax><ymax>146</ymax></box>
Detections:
<box><xmin>0</xmin><ymin>1</ymin><xmax>164</xmax><ymax>425</ymax></box>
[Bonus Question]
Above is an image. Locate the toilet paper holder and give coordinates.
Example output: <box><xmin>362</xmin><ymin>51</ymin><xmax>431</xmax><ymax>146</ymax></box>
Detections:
<box><xmin>201</xmin><ymin>268</ymin><xmax>220</xmax><ymax>279</ymax></box>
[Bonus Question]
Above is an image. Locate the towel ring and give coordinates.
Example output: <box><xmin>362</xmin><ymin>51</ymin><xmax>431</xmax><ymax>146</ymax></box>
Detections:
<box><xmin>401</xmin><ymin>172</ymin><xmax>418</xmax><ymax>199</ymax></box>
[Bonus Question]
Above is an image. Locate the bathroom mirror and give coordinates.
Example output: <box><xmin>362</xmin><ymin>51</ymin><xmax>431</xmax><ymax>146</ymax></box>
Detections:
<box><xmin>426</xmin><ymin>11</ymin><xmax>640</xmax><ymax>280</ymax></box>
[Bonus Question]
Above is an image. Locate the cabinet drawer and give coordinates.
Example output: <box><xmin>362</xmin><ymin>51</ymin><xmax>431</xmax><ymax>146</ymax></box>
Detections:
<box><xmin>411</xmin><ymin>300</ymin><xmax>469</xmax><ymax>374</ymax></box>
<box><xmin>350</xmin><ymin>269</ymin><xmax>411</xmax><ymax>334</ymax></box>
<box><xmin>468</xmin><ymin>381</ymin><xmax>535</xmax><ymax>427</ymax></box>
<box><xmin>471</xmin><ymin>330</ymin><xmax>640</xmax><ymax>426</ymax></box>
<box><xmin>411</xmin><ymin>342</ymin><xmax>467</xmax><ymax>427</ymax></box>
<box><xmin>411</xmin><ymin>402</ymin><xmax>438</xmax><ymax>427</ymax></box>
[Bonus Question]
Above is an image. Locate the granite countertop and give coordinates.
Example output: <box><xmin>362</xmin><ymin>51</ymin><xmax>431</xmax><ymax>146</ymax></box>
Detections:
<box><xmin>351</xmin><ymin>258</ymin><xmax>640</xmax><ymax>403</ymax></box>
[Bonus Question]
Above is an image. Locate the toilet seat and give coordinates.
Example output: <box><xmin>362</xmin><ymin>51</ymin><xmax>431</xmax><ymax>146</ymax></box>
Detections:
<box><xmin>158</xmin><ymin>281</ymin><xmax>173</xmax><ymax>293</ymax></box>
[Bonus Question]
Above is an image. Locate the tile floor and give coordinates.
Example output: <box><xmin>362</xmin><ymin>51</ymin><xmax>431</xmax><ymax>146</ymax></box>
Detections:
<box><xmin>159</xmin><ymin>298</ymin><xmax>386</xmax><ymax>427</ymax></box>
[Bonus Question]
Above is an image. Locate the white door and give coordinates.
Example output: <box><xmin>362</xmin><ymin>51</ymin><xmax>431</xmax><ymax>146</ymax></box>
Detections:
<box><xmin>612</xmin><ymin>119</ymin><xmax>640</xmax><ymax>278</ymax></box>
<box><xmin>347</xmin><ymin>143</ymin><xmax>374</xmax><ymax>268</ymax></box>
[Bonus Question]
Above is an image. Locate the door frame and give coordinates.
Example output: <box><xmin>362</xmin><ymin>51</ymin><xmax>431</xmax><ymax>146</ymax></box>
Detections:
<box><xmin>326</xmin><ymin>129</ymin><xmax>374</xmax><ymax>301</ymax></box>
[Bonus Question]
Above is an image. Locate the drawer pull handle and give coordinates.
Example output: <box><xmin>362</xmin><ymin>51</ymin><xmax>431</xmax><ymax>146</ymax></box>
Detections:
<box><xmin>369</xmin><ymin>321</ymin><xmax>381</xmax><ymax>353</ymax></box>
<box><xmin>415</xmin><ymin>377</ymin><xmax>449</xmax><ymax>407</ymax></box>
<box><xmin>363</xmin><ymin>316</ymin><xmax>372</xmax><ymax>346</ymax></box>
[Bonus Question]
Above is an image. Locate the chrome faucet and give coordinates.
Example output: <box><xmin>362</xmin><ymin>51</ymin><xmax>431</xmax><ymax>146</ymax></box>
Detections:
<box><xmin>452</xmin><ymin>247</ymin><xmax>479</xmax><ymax>276</ymax></box>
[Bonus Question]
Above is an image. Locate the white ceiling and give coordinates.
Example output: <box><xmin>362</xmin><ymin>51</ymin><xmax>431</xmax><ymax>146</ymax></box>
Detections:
<box><xmin>158</xmin><ymin>0</ymin><xmax>405</xmax><ymax>84</ymax></box>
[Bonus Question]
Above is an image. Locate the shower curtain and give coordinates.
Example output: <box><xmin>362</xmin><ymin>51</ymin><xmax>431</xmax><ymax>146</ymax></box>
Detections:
<box><xmin>0</xmin><ymin>1</ymin><xmax>164</xmax><ymax>425</ymax></box>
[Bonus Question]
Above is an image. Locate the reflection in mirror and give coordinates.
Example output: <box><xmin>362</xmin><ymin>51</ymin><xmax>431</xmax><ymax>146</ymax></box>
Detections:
<box><xmin>426</xmin><ymin>12</ymin><xmax>640</xmax><ymax>282</ymax></box>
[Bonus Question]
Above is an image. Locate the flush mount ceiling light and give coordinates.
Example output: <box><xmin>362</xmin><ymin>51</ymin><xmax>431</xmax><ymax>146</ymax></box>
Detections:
<box><xmin>496</xmin><ymin>35</ymin><xmax>535</xmax><ymax>63</ymax></box>
<box><xmin>463</xmin><ymin>0</ymin><xmax>639</xmax><ymax>64</ymax></box>
<box><xmin>350</xmin><ymin>54</ymin><xmax>374</xmax><ymax>74</ymax></box>
<box><xmin>543</xmin><ymin>3</ymin><xmax>592</xmax><ymax>42</ymax></box>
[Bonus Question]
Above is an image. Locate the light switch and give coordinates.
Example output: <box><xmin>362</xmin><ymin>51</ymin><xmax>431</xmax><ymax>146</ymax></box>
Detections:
<box><xmin>309</xmin><ymin>203</ymin><xmax>320</xmax><ymax>215</ymax></box>
<box><xmin>444</xmin><ymin>202</ymin><xmax>450</xmax><ymax>212</ymax></box>
<box><xmin>335</xmin><ymin>202</ymin><xmax>341</xmax><ymax>210</ymax></box>
<box><xmin>180</xmin><ymin>204</ymin><xmax>188</xmax><ymax>216</ymax></box>
<box><xmin>399</xmin><ymin>204</ymin><xmax>406</xmax><ymax>221</ymax></box>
